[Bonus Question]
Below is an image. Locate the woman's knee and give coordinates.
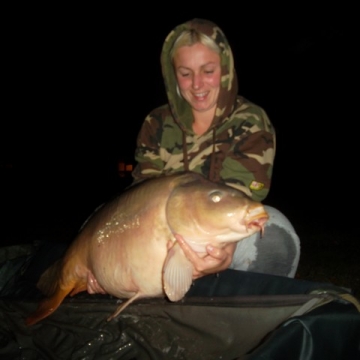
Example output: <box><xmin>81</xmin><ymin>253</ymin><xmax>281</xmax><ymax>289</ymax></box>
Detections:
<box><xmin>263</xmin><ymin>206</ymin><xmax>297</xmax><ymax>234</ymax></box>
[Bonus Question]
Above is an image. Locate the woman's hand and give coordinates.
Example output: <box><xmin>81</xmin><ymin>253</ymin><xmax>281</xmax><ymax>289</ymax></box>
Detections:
<box><xmin>174</xmin><ymin>234</ymin><xmax>237</xmax><ymax>279</ymax></box>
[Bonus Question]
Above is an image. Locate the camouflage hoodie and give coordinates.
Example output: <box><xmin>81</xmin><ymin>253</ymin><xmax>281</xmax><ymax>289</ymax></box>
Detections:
<box><xmin>132</xmin><ymin>18</ymin><xmax>275</xmax><ymax>202</ymax></box>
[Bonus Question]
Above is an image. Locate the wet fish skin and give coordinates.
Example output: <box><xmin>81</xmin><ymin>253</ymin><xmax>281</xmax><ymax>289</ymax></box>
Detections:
<box><xmin>26</xmin><ymin>172</ymin><xmax>268</xmax><ymax>326</ymax></box>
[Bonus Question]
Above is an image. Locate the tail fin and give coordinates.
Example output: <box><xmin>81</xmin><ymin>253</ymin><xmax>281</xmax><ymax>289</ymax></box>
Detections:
<box><xmin>25</xmin><ymin>260</ymin><xmax>74</xmax><ymax>326</ymax></box>
<box><xmin>36</xmin><ymin>259</ymin><xmax>63</xmax><ymax>296</ymax></box>
<box><xmin>25</xmin><ymin>287</ymin><xmax>71</xmax><ymax>326</ymax></box>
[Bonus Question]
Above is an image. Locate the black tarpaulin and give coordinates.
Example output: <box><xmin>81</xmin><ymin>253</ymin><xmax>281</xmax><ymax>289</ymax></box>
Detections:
<box><xmin>0</xmin><ymin>243</ymin><xmax>359</xmax><ymax>360</ymax></box>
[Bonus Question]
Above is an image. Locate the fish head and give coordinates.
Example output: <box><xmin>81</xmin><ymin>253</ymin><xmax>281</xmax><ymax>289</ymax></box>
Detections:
<box><xmin>166</xmin><ymin>177</ymin><xmax>268</xmax><ymax>250</ymax></box>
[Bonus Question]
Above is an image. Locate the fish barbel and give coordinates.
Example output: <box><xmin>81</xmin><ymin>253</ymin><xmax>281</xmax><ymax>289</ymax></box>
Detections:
<box><xmin>26</xmin><ymin>172</ymin><xmax>268</xmax><ymax>326</ymax></box>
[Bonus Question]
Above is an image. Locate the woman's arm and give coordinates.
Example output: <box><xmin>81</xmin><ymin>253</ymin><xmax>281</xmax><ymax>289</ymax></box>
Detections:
<box><xmin>131</xmin><ymin>114</ymin><xmax>165</xmax><ymax>184</ymax></box>
<box><xmin>219</xmin><ymin>102</ymin><xmax>276</xmax><ymax>202</ymax></box>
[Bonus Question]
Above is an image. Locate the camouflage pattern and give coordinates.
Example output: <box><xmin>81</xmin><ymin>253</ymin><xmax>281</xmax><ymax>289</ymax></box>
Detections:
<box><xmin>132</xmin><ymin>19</ymin><xmax>275</xmax><ymax>202</ymax></box>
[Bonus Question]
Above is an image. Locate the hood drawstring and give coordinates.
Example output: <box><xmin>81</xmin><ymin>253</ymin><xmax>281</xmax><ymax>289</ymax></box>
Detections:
<box><xmin>182</xmin><ymin>131</ymin><xmax>189</xmax><ymax>171</ymax></box>
<box><xmin>209</xmin><ymin>128</ymin><xmax>216</xmax><ymax>182</ymax></box>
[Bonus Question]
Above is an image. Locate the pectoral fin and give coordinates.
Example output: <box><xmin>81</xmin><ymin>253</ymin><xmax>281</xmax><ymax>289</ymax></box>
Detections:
<box><xmin>107</xmin><ymin>292</ymin><xmax>142</xmax><ymax>322</ymax></box>
<box><xmin>163</xmin><ymin>242</ymin><xmax>194</xmax><ymax>301</ymax></box>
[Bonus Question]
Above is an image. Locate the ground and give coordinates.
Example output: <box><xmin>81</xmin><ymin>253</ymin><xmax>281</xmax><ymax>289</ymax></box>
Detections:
<box><xmin>294</xmin><ymin>224</ymin><xmax>359</xmax><ymax>298</ymax></box>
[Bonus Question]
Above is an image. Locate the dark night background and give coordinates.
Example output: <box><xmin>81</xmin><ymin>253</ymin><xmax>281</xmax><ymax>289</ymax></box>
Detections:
<box><xmin>1</xmin><ymin>5</ymin><xmax>358</xmax><ymax>290</ymax></box>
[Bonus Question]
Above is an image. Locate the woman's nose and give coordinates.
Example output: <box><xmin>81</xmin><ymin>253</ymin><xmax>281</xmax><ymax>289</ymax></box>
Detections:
<box><xmin>192</xmin><ymin>74</ymin><xmax>203</xmax><ymax>90</ymax></box>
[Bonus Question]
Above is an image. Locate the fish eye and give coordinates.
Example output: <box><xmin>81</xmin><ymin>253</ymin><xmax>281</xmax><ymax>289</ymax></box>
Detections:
<box><xmin>209</xmin><ymin>190</ymin><xmax>223</xmax><ymax>203</ymax></box>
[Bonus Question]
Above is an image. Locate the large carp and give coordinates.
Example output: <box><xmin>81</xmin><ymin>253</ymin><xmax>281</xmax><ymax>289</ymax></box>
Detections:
<box><xmin>26</xmin><ymin>172</ymin><xmax>268</xmax><ymax>326</ymax></box>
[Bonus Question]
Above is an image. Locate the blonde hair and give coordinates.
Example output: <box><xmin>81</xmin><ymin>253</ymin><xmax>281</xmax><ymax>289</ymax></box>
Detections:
<box><xmin>170</xmin><ymin>29</ymin><xmax>221</xmax><ymax>60</ymax></box>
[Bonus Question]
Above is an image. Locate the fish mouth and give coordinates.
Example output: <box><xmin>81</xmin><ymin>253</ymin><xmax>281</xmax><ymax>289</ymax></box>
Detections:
<box><xmin>246</xmin><ymin>207</ymin><xmax>269</xmax><ymax>237</ymax></box>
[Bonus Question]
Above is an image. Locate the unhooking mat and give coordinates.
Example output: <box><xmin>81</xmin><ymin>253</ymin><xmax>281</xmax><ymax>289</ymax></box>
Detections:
<box><xmin>0</xmin><ymin>242</ymin><xmax>359</xmax><ymax>360</ymax></box>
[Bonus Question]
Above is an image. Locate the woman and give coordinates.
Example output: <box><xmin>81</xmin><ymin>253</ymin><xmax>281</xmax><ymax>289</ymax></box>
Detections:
<box><xmin>132</xmin><ymin>18</ymin><xmax>300</xmax><ymax>279</ymax></box>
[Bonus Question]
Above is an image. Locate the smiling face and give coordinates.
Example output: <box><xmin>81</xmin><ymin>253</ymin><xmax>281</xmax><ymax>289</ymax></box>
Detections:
<box><xmin>173</xmin><ymin>42</ymin><xmax>221</xmax><ymax>115</ymax></box>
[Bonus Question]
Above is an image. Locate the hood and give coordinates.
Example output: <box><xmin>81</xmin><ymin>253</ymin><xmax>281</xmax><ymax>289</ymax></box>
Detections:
<box><xmin>161</xmin><ymin>18</ymin><xmax>238</xmax><ymax>133</ymax></box>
